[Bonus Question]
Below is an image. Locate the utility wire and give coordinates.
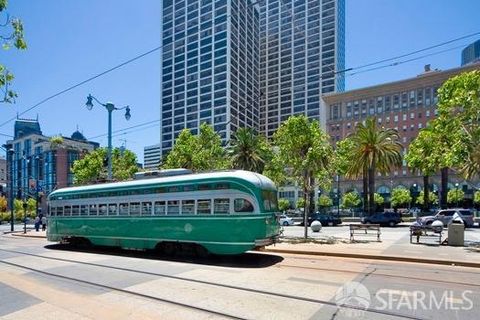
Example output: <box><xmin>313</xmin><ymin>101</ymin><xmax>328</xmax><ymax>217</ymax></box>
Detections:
<box><xmin>88</xmin><ymin>119</ymin><xmax>160</xmax><ymax>140</ymax></box>
<box><xmin>339</xmin><ymin>31</ymin><xmax>480</xmax><ymax>73</ymax></box>
<box><xmin>348</xmin><ymin>43</ymin><xmax>471</xmax><ymax>76</ymax></box>
<box><xmin>0</xmin><ymin>45</ymin><xmax>161</xmax><ymax>129</ymax></box>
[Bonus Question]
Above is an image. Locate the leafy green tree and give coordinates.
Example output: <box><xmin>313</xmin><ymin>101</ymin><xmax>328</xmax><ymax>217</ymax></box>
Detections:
<box><xmin>49</xmin><ymin>135</ymin><xmax>64</xmax><ymax>149</ymax></box>
<box><xmin>72</xmin><ymin>147</ymin><xmax>138</xmax><ymax>185</ymax></box>
<box><xmin>416</xmin><ymin>191</ymin><xmax>438</xmax><ymax>206</ymax></box>
<box><xmin>317</xmin><ymin>194</ymin><xmax>333</xmax><ymax>211</ymax></box>
<box><xmin>391</xmin><ymin>187</ymin><xmax>412</xmax><ymax>209</ymax></box>
<box><xmin>278</xmin><ymin>198</ymin><xmax>290</xmax><ymax>213</ymax></box>
<box><xmin>374</xmin><ymin>193</ymin><xmax>384</xmax><ymax>206</ymax></box>
<box><xmin>427</xmin><ymin>71</ymin><xmax>480</xmax><ymax>207</ymax></box>
<box><xmin>228</xmin><ymin>127</ymin><xmax>272</xmax><ymax>173</ymax></box>
<box><xmin>405</xmin><ymin>127</ymin><xmax>438</xmax><ymax>211</ymax></box>
<box><xmin>13</xmin><ymin>199</ymin><xmax>23</xmax><ymax>220</ymax></box>
<box><xmin>341</xmin><ymin>191</ymin><xmax>361</xmax><ymax>210</ymax></box>
<box><xmin>447</xmin><ymin>189</ymin><xmax>465</xmax><ymax>206</ymax></box>
<box><xmin>26</xmin><ymin>198</ymin><xmax>36</xmax><ymax>217</ymax></box>
<box><xmin>474</xmin><ymin>191</ymin><xmax>480</xmax><ymax>206</ymax></box>
<box><xmin>162</xmin><ymin>123</ymin><xmax>228</xmax><ymax>171</ymax></box>
<box><xmin>346</xmin><ymin>117</ymin><xmax>403</xmax><ymax>215</ymax></box>
<box><xmin>0</xmin><ymin>196</ymin><xmax>6</xmax><ymax>212</ymax></box>
<box><xmin>296</xmin><ymin>197</ymin><xmax>305</xmax><ymax>211</ymax></box>
<box><xmin>272</xmin><ymin>115</ymin><xmax>334</xmax><ymax>238</ymax></box>
<box><xmin>1</xmin><ymin>0</ymin><xmax>27</xmax><ymax>103</ymax></box>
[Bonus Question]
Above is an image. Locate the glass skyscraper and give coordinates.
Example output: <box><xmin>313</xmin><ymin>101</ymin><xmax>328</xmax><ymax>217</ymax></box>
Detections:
<box><xmin>160</xmin><ymin>0</ymin><xmax>260</xmax><ymax>157</ymax></box>
<box><xmin>259</xmin><ymin>0</ymin><xmax>345</xmax><ymax>137</ymax></box>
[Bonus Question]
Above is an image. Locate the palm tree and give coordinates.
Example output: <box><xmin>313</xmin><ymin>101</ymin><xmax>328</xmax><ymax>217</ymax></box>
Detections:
<box><xmin>228</xmin><ymin>127</ymin><xmax>271</xmax><ymax>173</ymax></box>
<box><xmin>346</xmin><ymin>117</ymin><xmax>403</xmax><ymax>215</ymax></box>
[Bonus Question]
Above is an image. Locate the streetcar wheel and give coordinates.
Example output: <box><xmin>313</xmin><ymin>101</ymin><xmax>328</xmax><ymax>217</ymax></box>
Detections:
<box><xmin>195</xmin><ymin>245</ymin><xmax>209</xmax><ymax>258</ymax></box>
<box><xmin>163</xmin><ymin>242</ymin><xmax>177</xmax><ymax>256</ymax></box>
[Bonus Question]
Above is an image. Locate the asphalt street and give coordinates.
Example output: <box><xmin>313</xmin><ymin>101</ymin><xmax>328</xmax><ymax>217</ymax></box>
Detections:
<box><xmin>1</xmin><ymin>233</ymin><xmax>479</xmax><ymax>319</ymax></box>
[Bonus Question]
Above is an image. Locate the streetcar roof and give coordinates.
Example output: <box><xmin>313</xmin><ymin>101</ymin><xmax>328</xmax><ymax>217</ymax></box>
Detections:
<box><xmin>49</xmin><ymin>170</ymin><xmax>276</xmax><ymax>197</ymax></box>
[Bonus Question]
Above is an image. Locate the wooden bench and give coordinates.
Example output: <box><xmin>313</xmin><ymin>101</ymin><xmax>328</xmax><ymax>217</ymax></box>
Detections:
<box><xmin>350</xmin><ymin>224</ymin><xmax>381</xmax><ymax>242</ymax></box>
<box><xmin>410</xmin><ymin>225</ymin><xmax>443</xmax><ymax>245</ymax></box>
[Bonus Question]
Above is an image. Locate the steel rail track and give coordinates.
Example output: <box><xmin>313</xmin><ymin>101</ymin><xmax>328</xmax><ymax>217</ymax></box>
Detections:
<box><xmin>0</xmin><ymin>247</ymin><xmax>425</xmax><ymax>320</ymax></box>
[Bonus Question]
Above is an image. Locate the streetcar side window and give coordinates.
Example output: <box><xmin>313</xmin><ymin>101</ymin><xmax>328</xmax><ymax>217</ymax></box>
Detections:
<box><xmin>108</xmin><ymin>204</ymin><xmax>118</xmax><ymax>216</ymax></box>
<box><xmin>57</xmin><ymin>206</ymin><xmax>63</xmax><ymax>216</ymax></box>
<box><xmin>182</xmin><ymin>200</ymin><xmax>195</xmax><ymax>215</ymax></box>
<box><xmin>197</xmin><ymin>199</ymin><xmax>211</xmax><ymax>214</ymax></box>
<box><xmin>119</xmin><ymin>203</ymin><xmax>129</xmax><ymax>215</ymax></box>
<box><xmin>80</xmin><ymin>205</ymin><xmax>88</xmax><ymax>215</ymax></box>
<box><xmin>72</xmin><ymin>205</ymin><xmax>80</xmax><ymax>216</ymax></box>
<box><xmin>89</xmin><ymin>204</ymin><xmax>97</xmax><ymax>216</ymax></box>
<box><xmin>50</xmin><ymin>206</ymin><xmax>56</xmax><ymax>216</ymax></box>
<box><xmin>234</xmin><ymin>199</ymin><xmax>254</xmax><ymax>212</ymax></box>
<box><xmin>130</xmin><ymin>202</ymin><xmax>141</xmax><ymax>215</ymax></box>
<box><xmin>99</xmin><ymin>204</ymin><xmax>108</xmax><ymax>215</ymax></box>
<box><xmin>154</xmin><ymin>201</ymin><xmax>166</xmax><ymax>215</ymax></box>
<box><xmin>214</xmin><ymin>198</ymin><xmax>230</xmax><ymax>214</ymax></box>
<box><xmin>141</xmin><ymin>202</ymin><xmax>152</xmax><ymax>215</ymax></box>
<box><xmin>167</xmin><ymin>200</ymin><xmax>179</xmax><ymax>215</ymax></box>
<box><xmin>64</xmin><ymin>206</ymin><xmax>71</xmax><ymax>216</ymax></box>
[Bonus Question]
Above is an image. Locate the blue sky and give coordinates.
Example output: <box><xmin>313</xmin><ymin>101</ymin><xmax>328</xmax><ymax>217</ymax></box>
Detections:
<box><xmin>0</xmin><ymin>0</ymin><xmax>479</xmax><ymax>163</ymax></box>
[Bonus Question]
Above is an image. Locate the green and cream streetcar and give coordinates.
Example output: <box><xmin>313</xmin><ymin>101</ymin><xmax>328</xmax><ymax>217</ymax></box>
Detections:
<box><xmin>47</xmin><ymin>170</ymin><xmax>280</xmax><ymax>255</ymax></box>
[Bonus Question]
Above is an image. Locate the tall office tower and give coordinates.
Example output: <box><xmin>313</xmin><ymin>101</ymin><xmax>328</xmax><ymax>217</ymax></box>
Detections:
<box><xmin>160</xmin><ymin>0</ymin><xmax>260</xmax><ymax>157</ymax></box>
<box><xmin>259</xmin><ymin>0</ymin><xmax>345</xmax><ymax>138</ymax></box>
<box><xmin>143</xmin><ymin>143</ymin><xmax>161</xmax><ymax>170</ymax></box>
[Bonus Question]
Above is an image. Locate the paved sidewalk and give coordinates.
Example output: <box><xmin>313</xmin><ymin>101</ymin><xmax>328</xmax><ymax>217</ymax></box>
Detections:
<box><xmin>268</xmin><ymin>225</ymin><xmax>480</xmax><ymax>267</ymax></box>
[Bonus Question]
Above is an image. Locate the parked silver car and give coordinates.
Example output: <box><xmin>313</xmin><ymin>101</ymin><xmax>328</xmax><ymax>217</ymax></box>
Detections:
<box><xmin>419</xmin><ymin>209</ymin><xmax>475</xmax><ymax>228</ymax></box>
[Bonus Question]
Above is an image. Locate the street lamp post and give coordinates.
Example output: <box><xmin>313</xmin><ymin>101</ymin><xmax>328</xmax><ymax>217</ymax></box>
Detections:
<box><xmin>7</xmin><ymin>148</ymin><xmax>15</xmax><ymax>232</ymax></box>
<box><xmin>85</xmin><ymin>94</ymin><xmax>131</xmax><ymax>181</ymax></box>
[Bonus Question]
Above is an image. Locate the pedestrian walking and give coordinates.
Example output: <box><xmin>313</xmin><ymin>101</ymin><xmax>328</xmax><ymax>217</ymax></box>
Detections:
<box><xmin>41</xmin><ymin>216</ymin><xmax>47</xmax><ymax>231</ymax></box>
<box><xmin>34</xmin><ymin>216</ymin><xmax>40</xmax><ymax>232</ymax></box>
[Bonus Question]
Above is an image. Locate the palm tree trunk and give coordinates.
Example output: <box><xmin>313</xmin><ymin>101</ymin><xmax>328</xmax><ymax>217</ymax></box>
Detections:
<box><xmin>440</xmin><ymin>167</ymin><xmax>448</xmax><ymax>209</ymax></box>
<box><xmin>423</xmin><ymin>175</ymin><xmax>429</xmax><ymax>212</ymax></box>
<box><xmin>368</xmin><ymin>164</ymin><xmax>375</xmax><ymax>216</ymax></box>
<box><xmin>362</xmin><ymin>169</ymin><xmax>368</xmax><ymax>215</ymax></box>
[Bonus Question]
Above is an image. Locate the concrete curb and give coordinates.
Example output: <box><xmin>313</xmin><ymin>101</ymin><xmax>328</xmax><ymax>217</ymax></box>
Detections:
<box><xmin>265</xmin><ymin>248</ymin><xmax>480</xmax><ymax>269</ymax></box>
<box><xmin>9</xmin><ymin>232</ymin><xmax>47</xmax><ymax>239</ymax></box>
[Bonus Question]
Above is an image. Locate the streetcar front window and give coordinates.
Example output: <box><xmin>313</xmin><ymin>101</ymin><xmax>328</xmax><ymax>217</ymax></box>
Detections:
<box><xmin>261</xmin><ymin>190</ymin><xmax>278</xmax><ymax>212</ymax></box>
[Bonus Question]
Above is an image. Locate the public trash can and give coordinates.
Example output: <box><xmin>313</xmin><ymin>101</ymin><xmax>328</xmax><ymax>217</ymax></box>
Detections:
<box><xmin>448</xmin><ymin>214</ymin><xmax>465</xmax><ymax>246</ymax></box>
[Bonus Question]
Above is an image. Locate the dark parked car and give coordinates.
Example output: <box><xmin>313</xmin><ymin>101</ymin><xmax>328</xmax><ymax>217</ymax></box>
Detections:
<box><xmin>300</xmin><ymin>213</ymin><xmax>342</xmax><ymax>226</ymax></box>
<box><xmin>361</xmin><ymin>212</ymin><xmax>402</xmax><ymax>227</ymax></box>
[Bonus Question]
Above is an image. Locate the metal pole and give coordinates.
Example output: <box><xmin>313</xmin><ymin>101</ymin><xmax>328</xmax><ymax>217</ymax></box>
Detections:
<box><xmin>336</xmin><ymin>174</ymin><xmax>340</xmax><ymax>217</ymax></box>
<box><xmin>107</xmin><ymin>105</ymin><xmax>113</xmax><ymax>181</ymax></box>
<box><xmin>23</xmin><ymin>200</ymin><xmax>27</xmax><ymax>234</ymax></box>
<box><xmin>36</xmin><ymin>156</ymin><xmax>39</xmax><ymax>217</ymax></box>
<box><xmin>8</xmin><ymin>149</ymin><xmax>14</xmax><ymax>232</ymax></box>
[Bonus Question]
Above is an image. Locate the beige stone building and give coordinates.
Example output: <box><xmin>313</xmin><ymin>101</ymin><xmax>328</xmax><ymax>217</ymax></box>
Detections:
<box><xmin>321</xmin><ymin>62</ymin><xmax>480</xmax><ymax>207</ymax></box>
